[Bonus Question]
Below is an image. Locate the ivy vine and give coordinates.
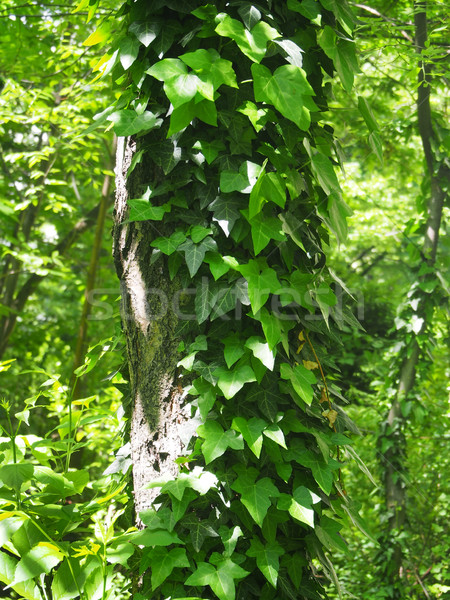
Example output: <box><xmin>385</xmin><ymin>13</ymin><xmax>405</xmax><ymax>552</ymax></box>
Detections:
<box><xmin>94</xmin><ymin>1</ymin><xmax>374</xmax><ymax>599</ymax></box>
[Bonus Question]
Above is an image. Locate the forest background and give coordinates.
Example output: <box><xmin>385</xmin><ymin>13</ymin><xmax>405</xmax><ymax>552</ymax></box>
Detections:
<box><xmin>0</xmin><ymin>1</ymin><xmax>448</xmax><ymax>600</ymax></box>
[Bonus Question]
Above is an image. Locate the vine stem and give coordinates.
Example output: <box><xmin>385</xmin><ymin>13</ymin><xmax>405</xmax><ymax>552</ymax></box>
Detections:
<box><xmin>303</xmin><ymin>330</ymin><xmax>344</xmax><ymax>489</ymax></box>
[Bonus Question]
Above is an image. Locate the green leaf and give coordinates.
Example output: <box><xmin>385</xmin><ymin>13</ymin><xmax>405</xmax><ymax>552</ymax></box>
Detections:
<box><xmin>189</xmin><ymin>378</ymin><xmax>216</xmax><ymax>419</ymax></box>
<box><xmin>246</xmin><ymin>385</ymin><xmax>281</xmax><ymax>422</ymax></box>
<box><xmin>238</xmin><ymin>4</ymin><xmax>262</xmax><ymax>29</ymax></box>
<box><xmin>223</xmin><ymin>335</ymin><xmax>246</xmax><ymax>368</ymax></box>
<box><xmin>231</xmin><ymin>467</ymin><xmax>280</xmax><ymax>526</ymax></box>
<box><xmin>291</xmin><ymin>450</ymin><xmax>339</xmax><ymax>494</ymax></box>
<box><xmin>107</xmin><ymin>110</ymin><xmax>162</xmax><ymax>136</ymax></box>
<box><xmin>178</xmin><ymin>239</ymin><xmax>206</xmax><ymax>277</ymax></box>
<box><xmin>316</xmin><ymin>516</ymin><xmax>348</xmax><ymax>554</ymax></box>
<box><xmin>310</xmin><ymin>152</ymin><xmax>340</xmax><ymax>196</ymax></box>
<box><xmin>214</xmin><ymin>364</ymin><xmax>256</xmax><ymax>399</ymax></box>
<box><xmin>220</xmin><ymin>161</ymin><xmax>262</xmax><ymax>193</ymax></box>
<box><xmin>247</xmin><ymin>538</ymin><xmax>284</xmax><ymax>587</ymax></box>
<box><xmin>165</xmin><ymin>73</ymin><xmax>202</xmax><ymax>108</ymax></box>
<box><xmin>252</xmin><ymin>63</ymin><xmax>317</xmax><ymax>130</ymax></box>
<box><xmin>13</xmin><ymin>542</ymin><xmax>64</xmax><ymax>586</ymax></box>
<box><xmin>232</xmin><ymin>416</ymin><xmax>266</xmax><ymax>458</ymax></box>
<box><xmin>131</xmin><ymin>529</ymin><xmax>183</xmax><ymax>547</ymax></box>
<box><xmin>195</xmin><ymin>279</ymin><xmax>217</xmax><ymax>324</ymax></box>
<box><xmin>243</xmin><ymin>263</ymin><xmax>280</xmax><ymax>314</ymax></box>
<box><xmin>208</xmin><ymin>196</ymin><xmax>242</xmax><ymax>236</ymax></box>
<box><xmin>186</xmin><ymin>559</ymin><xmax>249</xmax><ymax>600</ymax></box>
<box><xmin>215</xmin><ymin>15</ymin><xmax>279</xmax><ymax>63</ymax></box>
<box><xmin>317</xmin><ymin>26</ymin><xmax>358</xmax><ymax>92</ymax></box>
<box><xmin>118</xmin><ymin>36</ymin><xmax>141</xmax><ymax>70</ymax></box>
<box><xmin>319</xmin><ymin>0</ymin><xmax>356</xmax><ymax>35</ymax></box>
<box><xmin>249</xmin><ymin>172</ymin><xmax>286</xmax><ymax>219</ymax></box>
<box><xmin>148</xmin><ymin>547</ymin><xmax>189</xmax><ymax>589</ymax></box>
<box><xmin>147</xmin><ymin>58</ymin><xmax>187</xmax><ymax>81</ymax></box>
<box><xmin>168</xmin><ymin>99</ymin><xmax>195</xmax><ymax>135</ymax></box>
<box><xmin>151</xmin><ymin>231</ymin><xmax>186</xmax><ymax>255</ymax></box>
<box><xmin>277</xmin><ymin>486</ymin><xmax>320</xmax><ymax>528</ymax></box>
<box><xmin>193</xmin><ymin>139</ymin><xmax>225</xmax><ymax>164</ymax></box>
<box><xmin>257</xmin><ymin>308</ymin><xmax>283</xmax><ymax>350</ymax></box>
<box><xmin>250</xmin><ymin>213</ymin><xmax>286</xmax><ymax>255</ymax></box>
<box><xmin>128</xmin><ymin>199</ymin><xmax>171</xmax><ymax>222</ymax></box>
<box><xmin>245</xmin><ymin>336</ymin><xmax>275</xmax><ymax>370</ymax></box>
<box><xmin>280</xmin><ymin>363</ymin><xmax>316</xmax><ymax>405</ymax></box>
<box><xmin>0</xmin><ymin>551</ymin><xmax>42</xmax><ymax>600</ymax></box>
<box><xmin>197</xmin><ymin>421</ymin><xmax>244</xmax><ymax>464</ymax></box>
<box><xmin>181</xmin><ymin>516</ymin><xmax>219</xmax><ymax>552</ymax></box>
<box><xmin>129</xmin><ymin>21</ymin><xmax>161</xmax><ymax>47</ymax></box>
<box><xmin>180</xmin><ymin>48</ymin><xmax>238</xmax><ymax>90</ymax></box>
<box><xmin>210</xmin><ymin>286</ymin><xmax>237</xmax><ymax>320</ymax></box>
<box><xmin>52</xmin><ymin>557</ymin><xmax>82</xmax><ymax>600</ymax></box>
<box><xmin>0</xmin><ymin>464</ymin><xmax>34</xmax><ymax>490</ymax></box>
<box><xmin>263</xmin><ymin>424</ymin><xmax>287</xmax><ymax>448</ymax></box>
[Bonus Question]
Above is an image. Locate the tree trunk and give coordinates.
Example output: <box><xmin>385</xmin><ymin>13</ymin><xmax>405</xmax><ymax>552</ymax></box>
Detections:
<box><xmin>382</xmin><ymin>1</ymin><xmax>446</xmax><ymax>589</ymax></box>
<box><xmin>113</xmin><ymin>136</ymin><xmax>187</xmax><ymax>521</ymax></box>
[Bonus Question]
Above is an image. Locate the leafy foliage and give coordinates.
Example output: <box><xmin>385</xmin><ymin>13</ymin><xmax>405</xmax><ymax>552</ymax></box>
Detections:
<box><xmin>95</xmin><ymin>1</ymin><xmax>368</xmax><ymax>599</ymax></box>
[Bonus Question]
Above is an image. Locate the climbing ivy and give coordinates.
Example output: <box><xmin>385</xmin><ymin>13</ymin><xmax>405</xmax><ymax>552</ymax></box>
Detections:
<box><xmin>93</xmin><ymin>1</ymin><xmax>371</xmax><ymax>599</ymax></box>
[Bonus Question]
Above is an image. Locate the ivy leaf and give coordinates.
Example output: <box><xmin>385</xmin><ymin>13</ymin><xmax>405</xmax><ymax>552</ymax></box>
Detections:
<box><xmin>181</xmin><ymin>516</ymin><xmax>220</xmax><ymax>552</ymax></box>
<box><xmin>197</xmin><ymin>421</ymin><xmax>244</xmax><ymax>464</ymax></box>
<box><xmin>186</xmin><ymin>559</ymin><xmax>249</xmax><ymax>600</ymax></box>
<box><xmin>147</xmin><ymin>58</ymin><xmax>187</xmax><ymax>81</ymax></box>
<box><xmin>208</xmin><ymin>196</ymin><xmax>242</xmax><ymax>236</ymax></box>
<box><xmin>245</xmin><ymin>336</ymin><xmax>275</xmax><ymax>370</ymax></box>
<box><xmin>316</xmin><ymin>516</ymin><xmax>349</xmax><ymax>554</ymax></box>
<box><xmin>210</xmin><ymin>286</ymin><xmax>237</xmax><ymax>320</ymax></box>
<box><xmin>129</xmin><ymin>21</ymin><xmax>161</xmax><ymax>47</ymax></box>
<box><xmin>155</xmin><ymin>467</ymin><xmax>218</xmax><ymax>500</ymax></box>
<box><xmin>231</xmin><ymin>467</ymin><xmax>280</xmax><ymax>526</ymax></box>
<box><xmin>238</xmin><ymin>4</ymin><xmax>262</xmax><ymax>30</ymax></box>
<box><xmin>249</xmin><ymin>171</ymin><xmax>286</xmax><ymax>219</ymax></box>
<box><xmin>220</xmin><ymin>525</ymin><xmax>243</xmax><ymax>557</ymax></box>
<box><xmin>180</xmin><ymin>48</ymin><xmax>238</xmax><ymax>90</ymax></box>
<box><xmin>291</xmin><ymin>450</ymin><xmax>339</xmax><ymax>494</ymax></box>
<box><xmin>193</xmin><ymin>360</ymin><xmax>220</xmax><ymax>385</ymax></box>
<box><xmin>257</xmin><ymin>308</ymin><xmax>283</xmax><ymax>350</ymax></box>
<box><xmin>145</xmin><ymin>547</ymin><xmax>189</xmax><ymax>589</ymax></box>
<box><xmin>215</xmin><ymin>15</ymin><xmax>279</xmax><ymax>63</ymax></box>
<box><xmin>151</xmin><ymin>231</ymin><xmax>186</xmax><ymax>255</ymax></box>
<box><xmin>318</xmin><ymin>26</ymin><xmax>358</xmax><ymax>91</ymax></box>
<box><xmin>247</xmin><ymin>538</ymin><xmax>284</xmax><ymax>587</ymax></box>
<box><xmin>280</xmin><ymin>363</ymin><xmax>316</xmax><ymax>405</ymax></box>
<box><xmin>246</xmin><ymin>385</ymin><xmax>281</xmax><ymax>422</ymax></box>
<box><xmin>263</xmin><ymin>424</ymin><xmax>287</xmax><ymax>448</ymax></box>
<box><xmin>193</xmin><ymin>139</ymin><xmax>225</xmax><ymax>164</ymax></box>
<box><xmin>107</xmin><ymin>110</ymin><xmax>162</xmax><ymax>136</ymax></box>
<box><xmin>223</xmin><ymin>335</ymin><xmax>246</xmax><ymax>368</ymax></box>
<box><xmin>189</xmin><ymin>377</ymin><xmax>216</xmax><ymax>419</ymax></box>
<box><xmin>195</xmin><ymin>279</ymin><xmax>218</xmax><ymax>324</ymax></box>
<box><xmin>220</xmin><ymin>161</ymin><xmax>262</xmax><ymax>193</ymax></box>
<box><xmin>214</xmin><ymin>365</ymin><xmax>256</xmax><ymax>399</ymax></box>
<box><xmin>232</xmin><ymin>416</ymin><xmax>266</xmax><ymax>458</ymax></box>
<box><xmin>127</xmin><ymin>199</ymin><xmax>171</xmax><ymax>222</ymax></box>
<box><xmin>244</xmin><ymin>264</ymin><xmax>280</xmax><ymax>314</ymax></box>
<box><xmin>277</xmin><ymin>486</ymin><xmax>320</xmax><ymax>528</ymax></box>
<box><xmin>250</xmin><ymin>213</ymin><xmax>286</xmax><ymax>255</ymax></box>
<box><xmin>178</xmin><ymin>239</ymin><xmax>206</xmax><ymax>276</ymax></box>
<box><xmin>274</xmin><ymin>39</ymin><xmax>304</xmax><ymax>68</ymax></box>
<box><xmin>132</xmin><ymin>529</ymin><xmax>183</xmax><ymax>547</ymax></box>
<box><xmin>118</xmin><ymin>36</ymin><xmax>140</xmax><ymax>70</ymax></box>
<box><xmin>252</xmin><ymin>63</ymin><xmax>317</xmax><ymax>131</ymax></box>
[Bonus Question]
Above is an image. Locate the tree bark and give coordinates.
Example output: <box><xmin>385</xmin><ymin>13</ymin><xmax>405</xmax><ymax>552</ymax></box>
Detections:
<box><xmin>113</xmin><ymin>136</ymin><xmax>187</xmax><ymax>522</ymax></box>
